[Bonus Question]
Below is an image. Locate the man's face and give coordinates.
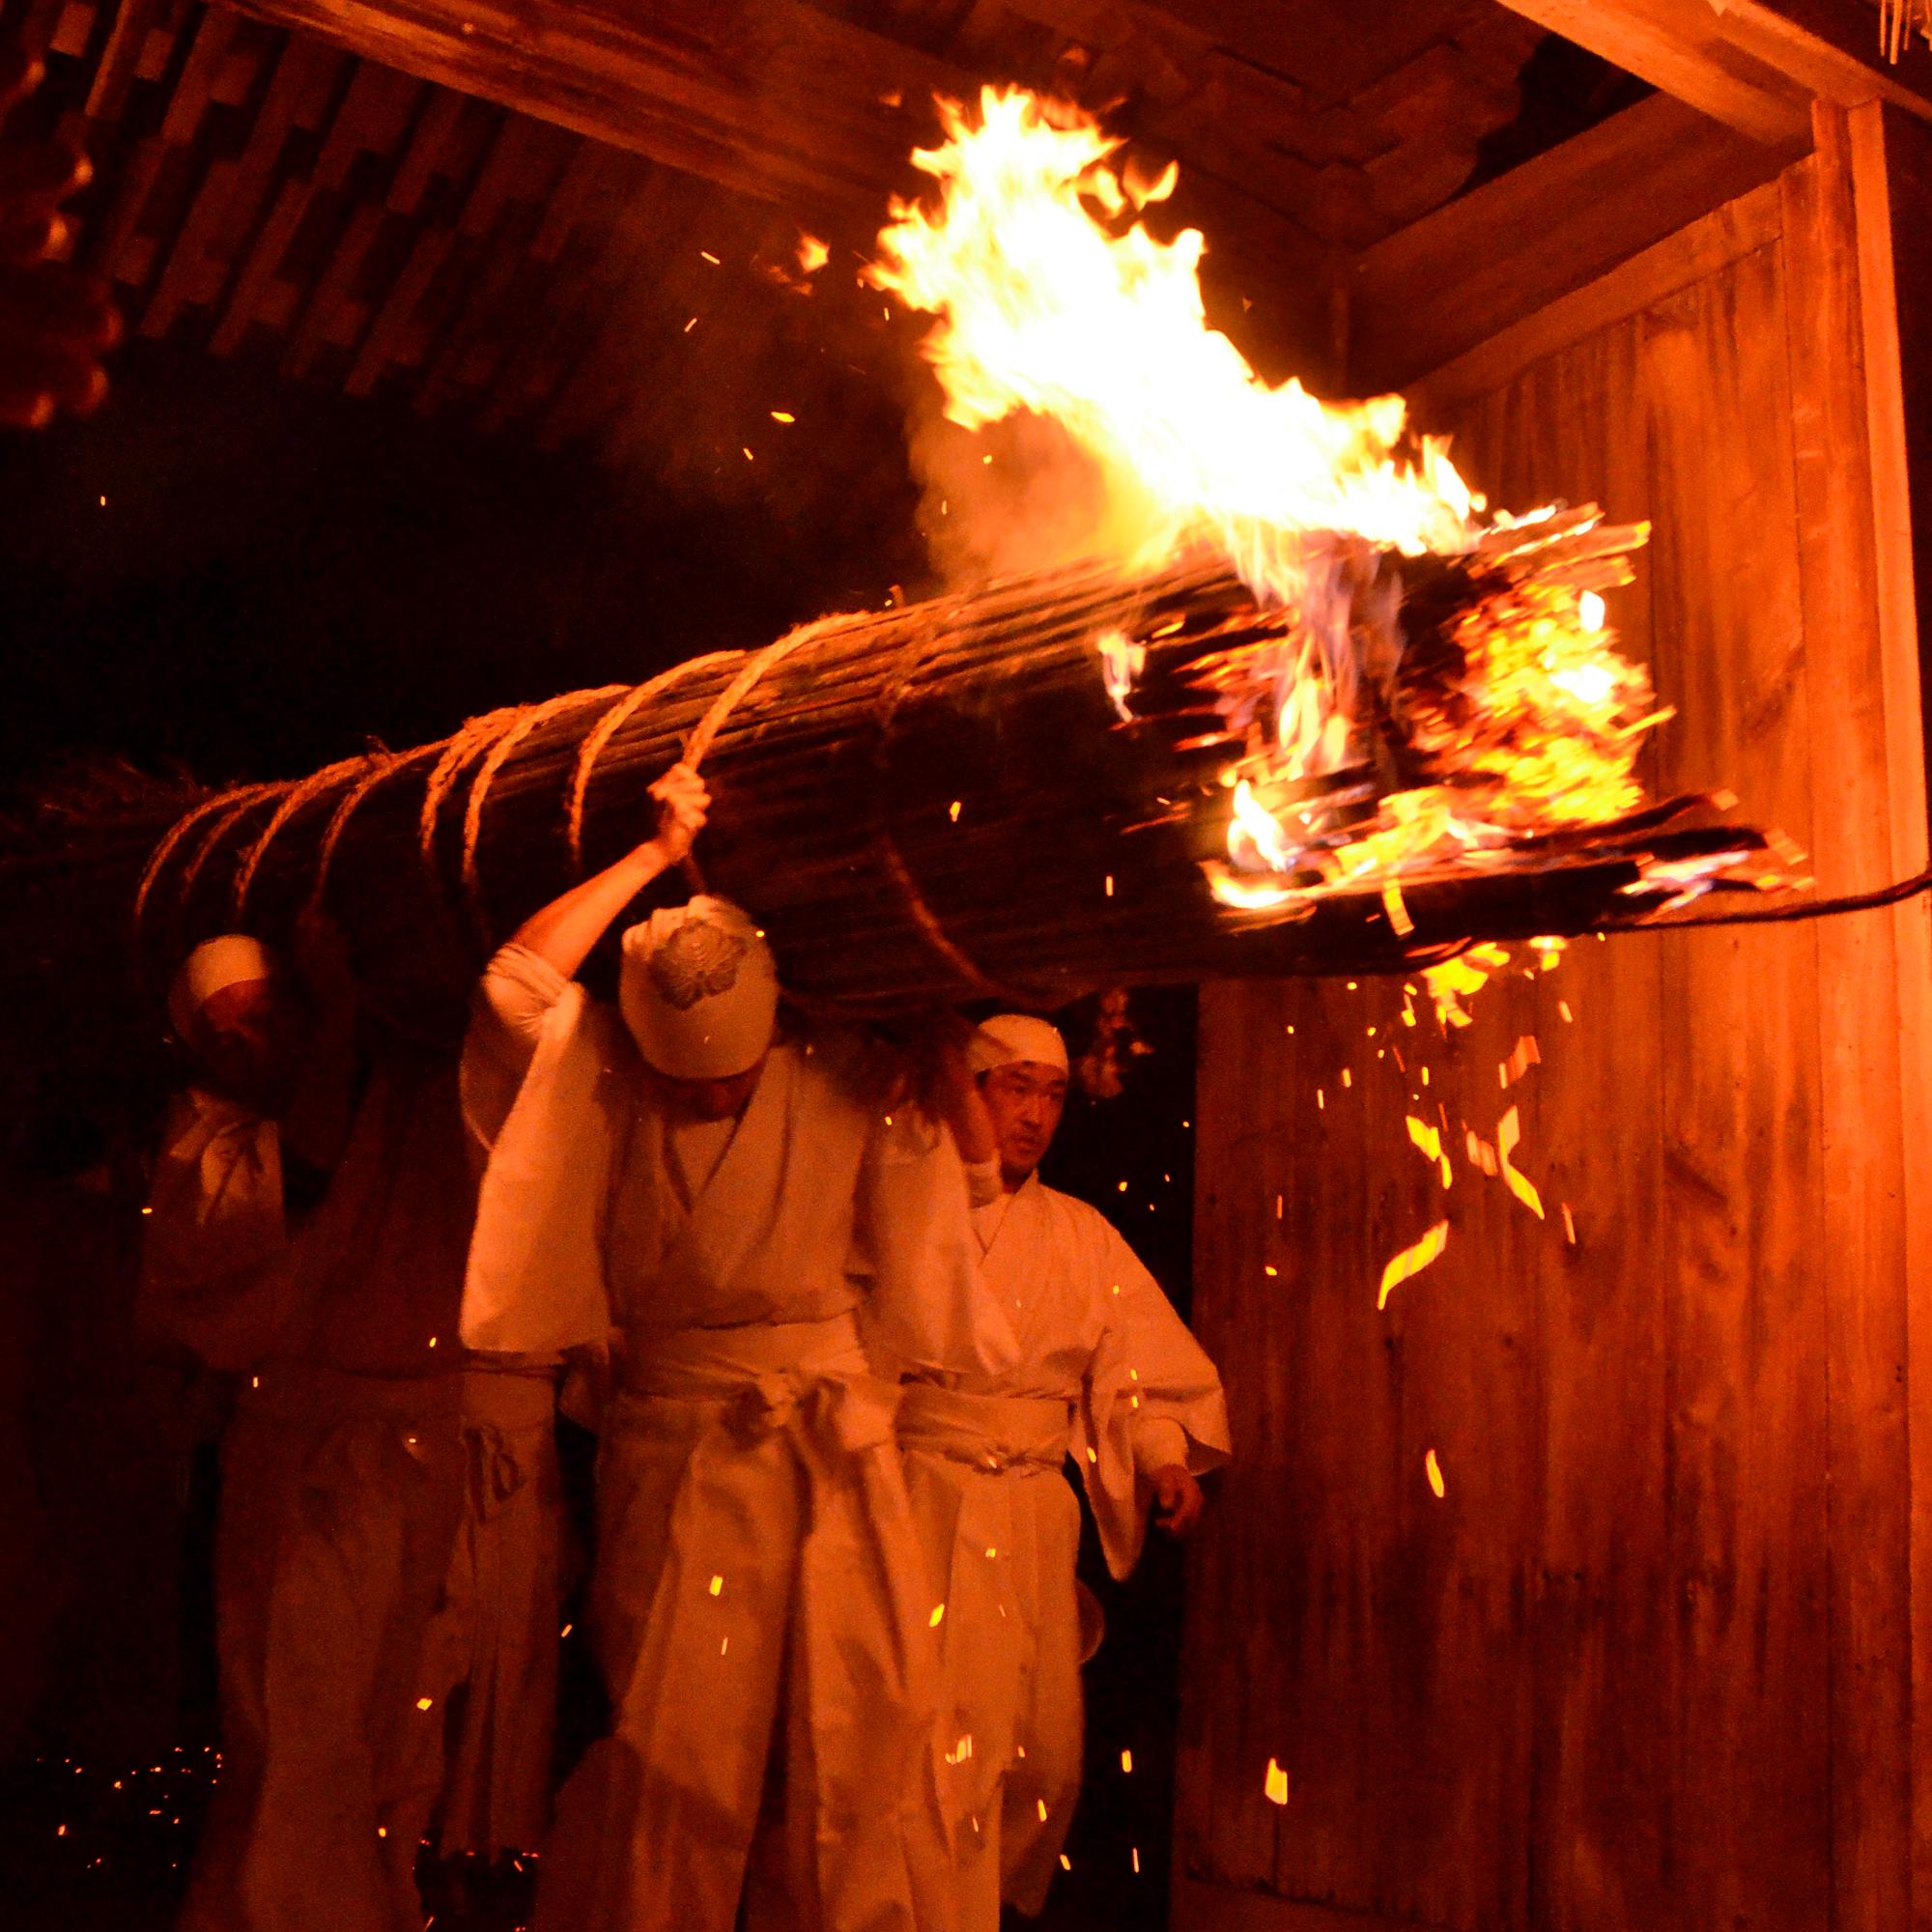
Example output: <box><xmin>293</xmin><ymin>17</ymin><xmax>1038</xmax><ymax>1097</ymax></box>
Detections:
<box><xmin>647</xmin><ymin>1053</ymin><xmax>768</xmax><ymax>1123</ymax></box>
<box><xmin>190</xmin><ymin>978</ymin><xmax>295</xmax><ymax>1112</ymax></box>
<box><xmin>980</xmin><ymin>1059</ymin><xmax>1068</xmax><ymax>1187</ymax></box>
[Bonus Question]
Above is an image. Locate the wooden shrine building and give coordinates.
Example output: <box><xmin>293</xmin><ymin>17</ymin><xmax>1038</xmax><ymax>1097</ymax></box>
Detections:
<box><xmin>6</xmin><ymin>2</ymin><xmax>1932</xmax><ymax>1929</ymax></box>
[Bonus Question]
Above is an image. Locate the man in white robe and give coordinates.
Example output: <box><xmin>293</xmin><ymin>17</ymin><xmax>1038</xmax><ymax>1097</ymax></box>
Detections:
<box><xmin>890</xmin><ymin>1013</ymin><xmax>1230</xmax><ymax>1927</ymax></box>
<box><xmin>458</xmin><ymin>765</ymin><xmax>1014</xmax><ymax>1932</ymax></box>
<box><xmin>143</xmin><ymin>931</ymin><xmax>565</xmax><ymax>1932</ymax></box>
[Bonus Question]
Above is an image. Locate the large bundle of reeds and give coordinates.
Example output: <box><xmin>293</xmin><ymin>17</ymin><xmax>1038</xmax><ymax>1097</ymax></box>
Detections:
<box><xmin>3</xmin><ymin>539</ymin><xmax>1767</xmax><ymax>1075</ymax></box>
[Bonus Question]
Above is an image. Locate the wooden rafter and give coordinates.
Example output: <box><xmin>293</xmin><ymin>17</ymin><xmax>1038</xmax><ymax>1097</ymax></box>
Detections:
<box><xmin>1494</xmin><ymin>0</ymin><xmax>1932</xmax><ymax>144</ymax></box>
<box><xmin>207</xmin><ymin>0</ymin><xmax>955</xmax><ymax>229</ymax></box>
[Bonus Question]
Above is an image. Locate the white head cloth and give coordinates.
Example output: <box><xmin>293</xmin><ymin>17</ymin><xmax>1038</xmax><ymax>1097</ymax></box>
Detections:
<box><xmin>617</xmin><ymin>895</ymin><xmax>780</xmax><ymax>1079</ymax></box>
<box><xmin>168</xmin><ymin>934</ymin><xmax>274</xmax><ymax>1041</ymax></box>
<box><xmin>969</xmin><ymin>1012</ymin><xmax>1069</xmax><ymax>1075</ymax></box>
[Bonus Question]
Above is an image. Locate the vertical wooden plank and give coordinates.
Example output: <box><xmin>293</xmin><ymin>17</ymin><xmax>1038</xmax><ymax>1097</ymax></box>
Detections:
<box><xmin>1445</xmin><ymin>327</ymin><xmax>1677</xmax><ymax>1932</ymax></box>
<box><xmin>1782</xmin><ymin>119</ymin><xmax>1917</xmax><ymax>1932</ymax></box>
<box><xmin>1642</xmin><ymin>248</ymin><xmax>1831</xmax><ymax>1932</ymax></box>
<box><xmin>1842</xmin><ymin>100</ymin><xmax>1932</xmax><ymax>1932</ymax></box>
<box><xmin>1183</xmin><ymin>977</ymin><xmax>1294</xmax><ymax>1897</ymax></box>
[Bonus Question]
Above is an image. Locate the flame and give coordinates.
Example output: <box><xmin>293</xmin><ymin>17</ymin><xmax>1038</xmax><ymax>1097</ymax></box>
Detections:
<box><xmin>869</xmin><ymin>88</ymin><xmax>1694</xmax><ymax>910</ymax></box>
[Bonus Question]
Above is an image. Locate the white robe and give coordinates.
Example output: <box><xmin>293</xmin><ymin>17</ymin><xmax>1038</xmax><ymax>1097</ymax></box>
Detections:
<box><xmin>891</xmin><ymin>1173</ymin><xmax>1230</xmax><ymax>1925</ymax></box>
<box><xmin>143</xmin><ymin>1062</ymin><xmax>564</xmax><ymax>1932</ymax></box>
<box><xmin>459</xmin><ymin>943</ymin><xmax>1015</xmax><ymax>1932</ymax></box>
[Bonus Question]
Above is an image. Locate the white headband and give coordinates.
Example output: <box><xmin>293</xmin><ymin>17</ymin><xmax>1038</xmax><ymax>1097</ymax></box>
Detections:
<box><xmin>167</xmin><ymin>934</ymin><xmax>274</xmax><ymax>1041</ymax></box>
<box><xmin>617</xmin><ymin>895</ymin><xmax>780</xmax><ymax>1080</ymax></box>
<box><xmin>969</xmin><ymin>1012</ymin><xmax>1068</xmax><ymax>1075</ymax></box>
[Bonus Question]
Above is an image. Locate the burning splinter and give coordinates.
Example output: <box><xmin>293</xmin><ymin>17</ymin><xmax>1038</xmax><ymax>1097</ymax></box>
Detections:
<box><xmin>879</xmin><ymin>1013</ymin><xmax>1230</xmax><ymax>1924</ymax></box>
<box><xmin>459</xmin><ymin>764</ymin><xmax>1018</xmax><ymax>1932</ymax></box>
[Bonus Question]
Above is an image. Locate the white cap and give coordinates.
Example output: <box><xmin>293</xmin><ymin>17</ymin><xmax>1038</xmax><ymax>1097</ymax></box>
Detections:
<box><xmin>167</xmin><ymin>934</ymin><xmax>274</xmax><ymax>1041</ymax></box>
<box><xmin>617</xmin><ymin>895</ymin><xmax>780</xmax><ymax>1080</ymax></box>
<box><xmin>969</xmin><ymin>1012</ymin><xmax>1068</xmax><ymax>1075</ymax></box>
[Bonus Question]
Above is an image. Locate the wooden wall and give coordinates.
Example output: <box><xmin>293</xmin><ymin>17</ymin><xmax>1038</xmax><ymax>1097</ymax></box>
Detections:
<box><xmin>1174</xmin><ymin>106</ymin><xmax>1932</xmax><ymax>1932</ymax></box>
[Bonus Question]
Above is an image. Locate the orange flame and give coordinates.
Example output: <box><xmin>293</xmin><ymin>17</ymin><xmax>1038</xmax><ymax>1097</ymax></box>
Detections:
<box><xmin>869</xmin><ymin>88</ymin><xmax>1672</xmax><ymax>908</ymax></box>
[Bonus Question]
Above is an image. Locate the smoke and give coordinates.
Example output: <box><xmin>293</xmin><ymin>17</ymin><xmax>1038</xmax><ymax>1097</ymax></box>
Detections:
<box><xmin>902</xmin><ymin>385</ymin><xmax>1167</xmax><ymax>591</ymax></box>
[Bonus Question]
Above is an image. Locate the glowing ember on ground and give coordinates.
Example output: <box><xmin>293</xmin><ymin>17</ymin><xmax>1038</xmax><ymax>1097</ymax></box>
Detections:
<box><xmin>867</xmin><ymin>87</ymin><xmax>1754</xmax><ymax>921</ymax></box>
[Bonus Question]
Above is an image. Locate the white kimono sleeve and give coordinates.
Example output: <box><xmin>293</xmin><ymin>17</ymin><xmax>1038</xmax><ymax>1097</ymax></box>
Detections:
<box><xmin>459</xmin><ymin>943</ymin><xmax>620</xmax><ymax>1354</ymax></box>
<box><xmin>1080</xmin><ymin>1214</ymin><xmax>1231</xmax><ymax>1578</ymax></box>
<box><xmin>853</xmin><ymin>1102</ymin><xmax>1019</xmax><ymax>1380</ymax></box>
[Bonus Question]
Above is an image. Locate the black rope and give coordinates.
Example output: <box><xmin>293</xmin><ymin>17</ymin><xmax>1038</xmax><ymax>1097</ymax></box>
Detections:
<box><xmin>1633</xmin><ymin>863</ymin><xmax>1932</xmax><ymax>932</ymax></box>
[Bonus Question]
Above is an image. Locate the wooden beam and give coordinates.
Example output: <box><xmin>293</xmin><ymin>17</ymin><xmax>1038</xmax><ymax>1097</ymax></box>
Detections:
<box><xmin>1495</xmin><ymin>0</ymin><xmax>1932</xmax><ymax>145</ymax></box>
<box><xmin>209</xmin><ymin>0</ymin><xmax>955</xmax><ymax>230</ymax></box>
<box><xmin>1350</xmin><ymin>92</ymin><xmax>1789</xmax><ymax>397</ymax></box>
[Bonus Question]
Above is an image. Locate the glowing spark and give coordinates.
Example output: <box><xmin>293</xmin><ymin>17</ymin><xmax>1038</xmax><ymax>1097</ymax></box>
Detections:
<box><xmin>1425</xmin><ymin>1448</ymin><xmax>1446</xmax><ymax>1497</ymax></box>
<box><xmin>1561</xmin><ymin>1202</ymin><xmax>1577</xmax><ymax>1243</ymax></box>
<box><xmin>1496</xmin><ymin>1105</ymin><xmax>1545</xmax><ymax>1219</ymax></box>
<box><xmin>1038</xmin><ymin>1799</ymin><xmax>1049</xmax><ymax>1821</ymax></box>
<box><xmin>415</xmin><ymin>1697</ymin><xmax>434</xmax><ymax>1712</ymax></box>
<box><xmin>797</xmin><ymin>233</ymin><xmax>829</xmax><ymax>274</ymax></box>
<box><xmin>1378</xmin><ymin>1220</ymin><xmax>1448</xmax><ymax>1309</ymax></box>
<box><xmin>1264</xmin><ymin>1758</ymin><xmax>1290</xmax><ymax>1805</ymax></box>
<box><xmin>770</xmin><ymin>411</ymin><xmax>795</xmax><ymax>423</ymax></box>
<box><xmin>709</xmin><ymin>1575</ymin><xmax>724</xmax><ymax>1597</ymax></box>
<box><xmin>699</xmin><ymin>250</ymin><xmax>720</xmax><ymax>265</ymax></box>
<box><xmin>1122</xmin><ymin>1750</ymin><xmax>1133</xmax><ymax>1773</ymax></box>
<box><xmin>930</xmin><ymin>1604</ymin><xmax>946</xmax><ymax>1628</ymax></box>
<box><xmin>949</xmin><ymin>799</ymin><xmax>962</xmax><ymax>821</ymax></box>
<box><xmin>1501</xmin><ymin>1036</ymin><xmax>1542</xmax><ymax>1087</ymax></box>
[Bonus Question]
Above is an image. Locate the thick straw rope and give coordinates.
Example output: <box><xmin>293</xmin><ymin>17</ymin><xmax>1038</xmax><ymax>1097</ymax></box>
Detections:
<box><xmin>233</xmin><ymin>753</ymin><xmax>379</xmax><ymax>916</ymax></box>
<box><xmin>310</xmin><ymin>750</ymin><xmax>414</xmax><ymax>913</ymax></box>
<box><xmin>460</xmin><ymin>686</ymin><xmax>626</xmax><ymax>945</ymax></box>
<box><xmin>135</xmin><ymin>609</ymin><xmax>1056</xmax><ymax>1009</ymax></box>
<box><xmin>418</xmin><ymin>707</ymin><xmax>528</xmax><ymax>878</ymax></box>
<box><xmin>134</xmin><ymin>783</ymin><xmax>278</xmax><ymax>937</ymax></box>
<box><xmin>564</xmin><ymin>653</ymin><xmax>738</xmax><ymax>877</ymax></box>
